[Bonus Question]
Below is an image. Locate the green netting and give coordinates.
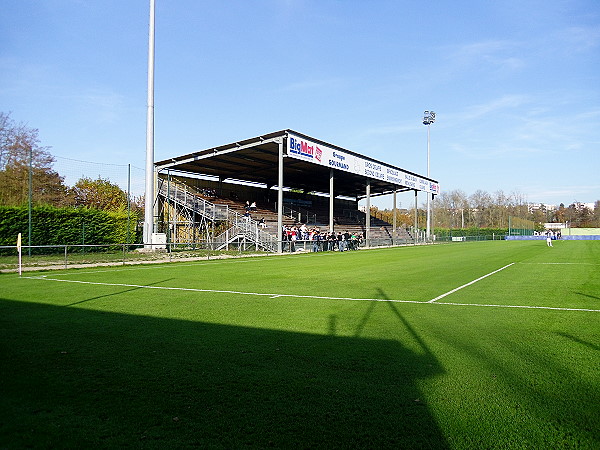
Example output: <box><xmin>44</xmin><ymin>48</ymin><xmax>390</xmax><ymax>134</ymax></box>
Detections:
<box><xmin>508</xmin><ymin>216</ymin><xmax>534</xmax><ymax>236</ymax></box>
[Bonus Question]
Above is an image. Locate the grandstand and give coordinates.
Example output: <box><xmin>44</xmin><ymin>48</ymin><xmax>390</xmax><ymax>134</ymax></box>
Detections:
<box><xmin>157</xmin><ymin>176</ymin><xmax>412</xmax><ymax>251</ymax></box>
<box><xmin>154</xmin><ymin>130</ymin><xmax>438</xmax><ymax>251</ymax></box>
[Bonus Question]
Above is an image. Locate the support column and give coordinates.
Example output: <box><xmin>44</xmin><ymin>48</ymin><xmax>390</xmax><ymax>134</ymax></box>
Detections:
<box><xmin>277</xmin><ymin>139</ymin><xmax>284</xmax><ymax>253</ymax></box>
<box><xmin>365</xmin><ymin>180</ymin><xmax>371</xmax><ymax>244</ymax></box>
<box><xmin>218</xmin><ymin>175</ymin><xmax>224</xmax><ymax>197</ymax></box>
<box><xmin>166</xmin><ymin>170</ymin><xmax>171</xmax><ymax>244</ymax></box>
<box><xmin>329</xmin><ymin>169</ymin><xmax>334</xmax><ymax>232</ymax></box>
<box><xmin>392</xmin><ymin>189</ymin><xmax>397</xmax><ymax>243</ymax></box>
<box><xmin>414</xmin><ymin>190</ymin><xmax>418</xmax><ymax>244</ymax></box>
<box><xmin>430</xmin><ymin>193</ymin><xmax>435</xmax><ymax>242</ymax></box>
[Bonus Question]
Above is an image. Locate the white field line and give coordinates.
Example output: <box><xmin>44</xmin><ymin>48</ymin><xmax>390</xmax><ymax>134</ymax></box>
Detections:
<box><xmin>428</xmin><ymin>263</ymin><xmax>515</xmax><ymax>303</ymax></box>
<box><xmin>23</xmin><ymin>276</ymin><xmax>424</xmax><ymax>304</ymax></box>
<box><xmin>22</xmin><ymin>275</ymin><xmax>600</xmax><ymax>313</ymax></box>
<box><xmin>432</xmin><ymin>301</ymin><xmax>600</xmax><ymax>312</ymax></box>
<box><xmin>519</xmin><ymin>262</ymin><xmax>600</xmax><ymax>265</ymax></box>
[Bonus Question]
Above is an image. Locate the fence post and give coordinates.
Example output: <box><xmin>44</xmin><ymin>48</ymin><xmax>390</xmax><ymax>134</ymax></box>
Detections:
<box><xmin>64</xmin><ymin>245</ymin><xmax>68</xmax><ymax>269</ymax></box>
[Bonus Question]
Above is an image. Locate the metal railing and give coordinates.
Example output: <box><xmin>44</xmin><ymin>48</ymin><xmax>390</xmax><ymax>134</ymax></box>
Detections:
<box><xmin>155</xmin><ymin>179</ymin><xmax>448</xmax><ymax>252</ymax></box>
<box><xmin>158</xmin><ymin>179</ymin><xmax>230</xmax><ymax>222</ymax></box>
<box><xmin>6</xmin><ymin>235</ymin><xmax>518</xmax><ymax>272</ymax></box>
<box><xmin>212</xmin><ymin>215</ymin><xmax>278</xmax><ymax>251</ymax></box>
<box><xmin>158</xmin><ymin>178</ymin><xmax>279</xmax><ymax>251</ymax></box>
<box><xmin>278</xmin><ymin>204</ymin><xmax>318</xmax><ymax>225</ymax></box>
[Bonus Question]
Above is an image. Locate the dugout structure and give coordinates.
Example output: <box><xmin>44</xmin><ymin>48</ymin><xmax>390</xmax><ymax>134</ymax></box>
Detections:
<box><xmin>154</xmin><ymin>130</ymin><xmax>440</xmax><ymax>252</ymax></box>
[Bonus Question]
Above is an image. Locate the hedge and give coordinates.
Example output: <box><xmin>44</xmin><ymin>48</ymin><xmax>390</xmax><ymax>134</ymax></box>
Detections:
<box><xmin>0</xmin><ymin>205</ymin><xmax>139</xmax><ymax>249</ymax></box>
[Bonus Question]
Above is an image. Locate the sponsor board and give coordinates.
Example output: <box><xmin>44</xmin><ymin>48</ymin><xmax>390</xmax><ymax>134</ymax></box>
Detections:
<box><xmin>287</xmin><ymin>133</ymin><xmax>440</xmax><ymax>194</ymax></box>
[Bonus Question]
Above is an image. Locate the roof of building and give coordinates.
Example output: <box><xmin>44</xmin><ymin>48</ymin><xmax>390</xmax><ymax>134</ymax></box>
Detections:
<box><xmin>155</xmin><ymin>129</ymin><xmax>439</xmax><ymax>200</ymax></box>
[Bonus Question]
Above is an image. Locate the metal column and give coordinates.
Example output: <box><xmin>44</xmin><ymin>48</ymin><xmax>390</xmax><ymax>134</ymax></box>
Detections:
<box><xmin>392</xmin><ymin>189</ymin><xmax>397</xmax><ymax>242</ymax></box>
<box><xmin>329</xmin><ymin>169</ymin><xmax>334</xmax><ymax>232</ymax></box>
<box><xmin>365</xmin><ymin>180</ymin><xmax>371</xmax><ymax>244</ymax></box>
<box><xmin>414</xmin><ymin>190</ymin><xmax>418</xmax><ymax>244</ymax></box>
<box><xmin>426</xmin><ymin>122</ymin><xmax>431</xmax><ymax>240</ymax></box>
<box><xmin>143</xmin><ymin>0</ymin><xmax>156</xmax><ymax>248</ymax></box>
<box><xmin>277</xmin><ymin>139</ymin><xmax>284</xmax><ymax>253</ymax></box>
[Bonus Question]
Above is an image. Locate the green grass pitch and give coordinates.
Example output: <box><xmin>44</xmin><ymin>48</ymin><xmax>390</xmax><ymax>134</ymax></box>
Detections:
<box><xmin>1</xmin><ymin>240</ymin><xmax>599</xmax><ymax>448</ymax></box>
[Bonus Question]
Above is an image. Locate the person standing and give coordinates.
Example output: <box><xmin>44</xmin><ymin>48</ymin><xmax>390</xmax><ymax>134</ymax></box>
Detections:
<box><xmin>343</xmin><ymin>231</ymin><xmax>351</xmax><ymax>251</ymax></box>
<box><xmin>546</xmin><ymin>231</ymin><xmax>553</xmax><ymax>247</ymax></box>
<box><xmin>328</xmin><ymin>232</ymin><xmax>336</xmax><ymax>251</ymax></box>
<box><xmin>312</xmin><ymin>230</ymin><xmax>321</xmax><ymax>252</ymax></box>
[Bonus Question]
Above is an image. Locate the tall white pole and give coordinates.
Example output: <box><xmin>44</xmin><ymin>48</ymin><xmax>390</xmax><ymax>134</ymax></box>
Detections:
<box><xmin>423</xmin><ymin>110</ymin><xmax>435</xmax><ymax>241</ymax></box>
<box><xmin>144</xmin><ymin>0</ymin><xmax>156</xmax><ymax>248</ymax></box>
<box><xmin>426</xmin><ymin>123</ymin><xmax>431</xmax><ymax>240</ymax></box>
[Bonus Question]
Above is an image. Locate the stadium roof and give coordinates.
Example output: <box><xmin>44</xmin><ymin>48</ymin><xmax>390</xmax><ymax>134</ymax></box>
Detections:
<box><xmin>155</xmin><ymin>129</ymin><xmax>439</xmax><ymax>200</ymax></box>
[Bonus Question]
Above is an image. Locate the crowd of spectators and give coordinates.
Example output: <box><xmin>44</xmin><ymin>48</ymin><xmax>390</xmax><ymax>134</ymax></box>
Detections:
<box><xmin>282</xmin><ymin>224</ymin><xmax>363</xmax><ymax>252</ymax></box>
<box><xmin>240</xmin><ymin>203</ymin><xmax>364</xmax><ymax>252</ymax></box>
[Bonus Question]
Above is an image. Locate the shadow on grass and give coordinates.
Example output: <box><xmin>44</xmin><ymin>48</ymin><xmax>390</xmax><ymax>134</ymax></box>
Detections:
<box><xmin>574</xmin><ymin>291</ymin><xmax>600</xmax><ymax>301</ymax></box>
<box><xmin>0</xmin><ymin>297</ymin><xmax>448</xmax><ymax>448</ymax></box>
<box><xmin>65</xmin><ymin>279</ymin><xmax>175</xmax><ymax>306</ymax></box>
<box><xmin>556</xmin><ymin>331</ymin><xmax>600</xmax><ymax>351</ymax></box>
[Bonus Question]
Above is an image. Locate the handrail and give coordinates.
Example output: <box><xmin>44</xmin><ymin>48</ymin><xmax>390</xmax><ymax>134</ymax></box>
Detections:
<box><xmin>280</xmin><ymin>204</ymin><xmax>318</xmax><ymax>224</ymax></box>
<box><xmin>158</xmin><ymin>178</ymin><xmax>277</xmax><ymax>251</ymax></box>
<box><xmin>158</xmin><ymin>179</ymin><xmax>230</xmax><ymax>221</ymax></box>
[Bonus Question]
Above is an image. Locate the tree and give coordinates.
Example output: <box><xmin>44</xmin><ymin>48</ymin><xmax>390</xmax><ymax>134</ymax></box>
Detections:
<box><xmin>593</xmin><ymin>201</ymin><xmax>600</xmax><ymax>227</ymax></box>
<box><xmin>470</xmin><ymin>190</ymin><xmax>493</xmax><ymax>228</ymax></box>
<box><xmin>570</xmin><ymin>203</ymin><xmax>593</xmax><ymax>227</ymax></box>
<box><xmin>72</xmin><ymin>177</ymin><xmax>128</xmax><ymax>211</ymax></box>
<box><xmin>554</xmin><ymin>203</ymin><xmax>566</xmax><ymax>223</ymax></box>
<box><xmin>432</xmin><ymin>192</ymin><xmax>452</xmax><ymax>228</ymax></box>
<box><xmin>0</xmin><ymin>112</ymin><xmax>70</xmax><ymax>206</ymax></box>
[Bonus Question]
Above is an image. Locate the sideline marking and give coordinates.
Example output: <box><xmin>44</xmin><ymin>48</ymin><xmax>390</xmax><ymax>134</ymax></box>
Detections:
<box><xmin>22</xmin><ymin>275</ymin><xmax>600</xmax><ymax>313</ymax></box>
<box><xmin>433</xmin><ymin>301</ymin><xmax>600</xmax><ymax>312</ymax></box>
<box><xmin>519</xmin><ymin>262</ymin><xmax>600</xmax><ymax>265</ymax></box>
<box><xmin>428</xmin><ymin>263</ymin><xmax>515</xmax><ymax>303</ymax></box>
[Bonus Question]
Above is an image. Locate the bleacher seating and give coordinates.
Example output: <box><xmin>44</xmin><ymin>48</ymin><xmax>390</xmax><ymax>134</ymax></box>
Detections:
<box><xmin>196</xmin><ymin>191</ymin><xmax>412</xmax><ymax>242</ymax></box>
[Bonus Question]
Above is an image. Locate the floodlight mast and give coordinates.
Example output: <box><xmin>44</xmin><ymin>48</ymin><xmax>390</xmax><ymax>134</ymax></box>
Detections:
<box><xmin>143</xmin><ymin>0</ymin><xmax>156</xmax><ymax>249</ymax></box>
<box><xmin>423</xmin><ymin>110</ymin><xmax>436</xmax><ymax>241</ymax></box>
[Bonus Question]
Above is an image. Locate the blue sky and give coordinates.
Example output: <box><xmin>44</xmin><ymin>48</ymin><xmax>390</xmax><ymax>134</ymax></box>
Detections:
<box><xmin>1</xmin><ymin>0</ymin><xmax>599</xmax><ymax>209</ymax></box>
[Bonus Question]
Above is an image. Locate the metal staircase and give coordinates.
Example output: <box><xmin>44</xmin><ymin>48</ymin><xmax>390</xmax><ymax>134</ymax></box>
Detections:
<box><xmin>157</xmin><ymin>178</ymin><xmax>278</xmax><ymax>251</ymax></box>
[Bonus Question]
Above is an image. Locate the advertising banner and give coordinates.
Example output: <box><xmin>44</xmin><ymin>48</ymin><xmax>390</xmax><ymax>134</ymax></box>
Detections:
<box><xmin>286</xmin><ymin>132</ymin><xmax>440</xmax><ymax>194</ymax></box>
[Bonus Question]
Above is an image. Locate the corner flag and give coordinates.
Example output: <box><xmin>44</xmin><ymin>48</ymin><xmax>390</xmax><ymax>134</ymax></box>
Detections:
<box><xmin>17</xmin><ymin>233</ymin><xmax>22</xmax><ymax>276</ymax></box>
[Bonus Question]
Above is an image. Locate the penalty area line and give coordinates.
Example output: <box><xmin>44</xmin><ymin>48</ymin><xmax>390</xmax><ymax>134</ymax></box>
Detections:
<box><xmin>428</xmin><ymin>263</ymin><xmax>515</xmax><ymax>303</ymax></box>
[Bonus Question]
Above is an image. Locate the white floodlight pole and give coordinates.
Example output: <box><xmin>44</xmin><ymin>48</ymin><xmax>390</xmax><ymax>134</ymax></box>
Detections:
<box><xmin>144</xmin><ymin>0</ymin><xmax>156</xmax><ymax>248</ymax></box>
<box><xmin>423</xmin><ymin>110</ymin><xmax>435</xmax><ymax>241</ymax></box>
<box><xmin>426</xmin><ymin>119</ymin><xmax>430</xmax><ymax>240</ymax></box>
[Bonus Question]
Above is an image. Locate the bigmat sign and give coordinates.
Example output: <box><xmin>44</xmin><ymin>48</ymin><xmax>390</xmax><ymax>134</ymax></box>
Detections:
<box><xmin>287</xmin><ymin>132</ymin><xmax>440</xmax><ymax>194</ymax></box>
